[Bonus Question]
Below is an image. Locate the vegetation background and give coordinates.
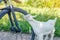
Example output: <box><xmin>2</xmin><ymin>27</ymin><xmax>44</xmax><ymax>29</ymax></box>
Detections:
<box><xmin>0</xmin><ymin>0</ymin><xmax>60</xmax><ymax>37</ymax></box>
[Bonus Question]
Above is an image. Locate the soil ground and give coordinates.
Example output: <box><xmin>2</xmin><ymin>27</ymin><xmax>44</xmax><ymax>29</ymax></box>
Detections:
<box><xmin>0</xmin><ymin>32</ymin><xmax>60</xmax><ymax>40</ymax></box>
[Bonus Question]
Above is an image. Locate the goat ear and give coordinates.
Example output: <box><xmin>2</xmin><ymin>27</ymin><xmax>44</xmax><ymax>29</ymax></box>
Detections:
<box><xmin>32</xmin><ymin>15</ymin><xmax>37</xmax><ymax>18</ymax></box>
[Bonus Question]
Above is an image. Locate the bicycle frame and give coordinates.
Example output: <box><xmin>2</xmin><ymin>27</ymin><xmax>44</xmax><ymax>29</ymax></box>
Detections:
<box><xmin>0</xmin><ymin>0</ymin><xmax>22</xmax><ymax>32</ymax></box>
<box><xmin>0</xmin><ymin>0</ymin><xmax>35</xmax><ymax>40</ymax></box>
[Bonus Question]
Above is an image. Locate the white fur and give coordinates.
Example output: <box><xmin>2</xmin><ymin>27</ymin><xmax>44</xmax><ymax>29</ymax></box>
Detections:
<box><xmin>24</xmin><ymin>14</ymin><xmax>57</xmax><ymax>40</ymax></box>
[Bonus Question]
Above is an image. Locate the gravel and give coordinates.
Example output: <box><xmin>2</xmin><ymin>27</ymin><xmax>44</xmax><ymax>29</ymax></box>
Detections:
<box><xmin>0</xmin><ymin>32</ymin><xmax>60</xmax><ymax>40</ymax></box>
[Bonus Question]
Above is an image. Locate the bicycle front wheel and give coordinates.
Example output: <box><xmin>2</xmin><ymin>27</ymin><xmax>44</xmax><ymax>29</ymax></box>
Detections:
<box><xmin>13</xmin><ymin>7</ymin><xmax>28</xmax><ymax>15</ymax></box>
<box><xmin>0</xmin><ymin>9</ymin><xmax>10</xmax><ymax>19</ymax></box>
<box><xmin>13</xmin><ymin>7</ymin><xmax>35</xmax><ymax>40</ymax></box>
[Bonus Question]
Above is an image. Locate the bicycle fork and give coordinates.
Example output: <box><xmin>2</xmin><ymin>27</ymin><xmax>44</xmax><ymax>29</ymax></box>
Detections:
<box><xmin>8</xmin><ymin>7</ymin><xmax>22</xmax><ymax>33</ymax></box>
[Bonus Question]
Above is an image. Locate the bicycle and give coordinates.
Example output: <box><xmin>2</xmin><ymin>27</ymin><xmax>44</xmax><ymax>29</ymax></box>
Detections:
<box><xmin>0</xmin><ymin>0</ymin><xmax>35</xmax><ymax>40</ymax></box>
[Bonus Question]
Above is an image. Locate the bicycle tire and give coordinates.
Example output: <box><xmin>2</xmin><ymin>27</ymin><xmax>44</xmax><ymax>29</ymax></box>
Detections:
<box><xmin>0</xmin><ymin>7</ymin><xmax>28</xmax><ymax>19</ymax></box>
<box><xmin>0</xmin><ymin>9</ymin><xmax>10</xmax><ymax>19</ymax></box>
<box><xmin>0</xmin><ymin>7</ymin><xmax>28</xmax><ymax>32</ymax></box>
<box><xmin>12</xmin><ymin>7</ymin><xmax>35</xmax><ymax>40</ymax></box>
<box><xmin>0</xmin><ymin>7</ymin><xmax>35</xmax><ymax>40</ymax></box>
<box><xmin>13</xmin><ymin>7</ymin><xmax>28</xmax><ymax>15</ymax></box>
<box><xmin>13</xmin><ymin>7</ymin><xmax>35</xmax><ymax>40</ymax></box>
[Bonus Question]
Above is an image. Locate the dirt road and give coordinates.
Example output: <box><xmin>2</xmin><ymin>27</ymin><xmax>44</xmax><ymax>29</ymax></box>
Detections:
<box><xmin>0</xmin><ymin>32</ymin><xmax>60</xmax><ymax>40</ymax></box>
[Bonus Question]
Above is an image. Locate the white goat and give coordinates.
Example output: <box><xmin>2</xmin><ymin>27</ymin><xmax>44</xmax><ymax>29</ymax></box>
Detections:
<box><xmin>23</xmin><ymin>14</ymin><xmax>57</xmax><ymax>40</ymax></box>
